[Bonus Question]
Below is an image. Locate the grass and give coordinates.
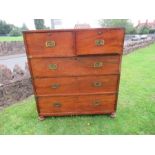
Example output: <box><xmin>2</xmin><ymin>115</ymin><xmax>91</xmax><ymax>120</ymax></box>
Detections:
<box><xmin>0</xmin><ymin>43</ymin><xmax>155</xmax><ymax>134</ymax></box>
<box><xmin>0</xmin><ymin>36</ymin><xmax>23</xmax><ymax>42</ymax></box>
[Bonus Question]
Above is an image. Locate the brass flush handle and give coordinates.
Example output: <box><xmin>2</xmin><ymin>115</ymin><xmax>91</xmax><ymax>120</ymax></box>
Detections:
<box><xmin>93</xmin><ymin>81</ymin><xmax>103</xmax><ymax>87</ymax></box>
<box><xmin>95</xmin><ymin>39</ymin><xmax>104</xmax><ymax>46</ymax></box>
<box><xmin>93</xmin><ymin>62</ymin><xmax>103</xmax><ymax>68</ymax></box>
<box><xmin>45</xmin><ymin>40</ymin><xmax>56</xmax><ymax>48</ymax></box>
<box><xmin>92</xmin><ymin>100</ymin><xmax>101</xmax><ymax>106</ymax></box>
<box><xmin>53</xmin><ymin>102</ymin><xmax>61</xmax><ymax>108</ymax></box>
<box><xmin>51</xmin><ymin>83</ymin><xmax>60</xmax><ymax>89</ymax></box>
<box><xmin>49</xmin><ymin>64</ymin><xmax>57</xmax><ymax>70</ymax></box>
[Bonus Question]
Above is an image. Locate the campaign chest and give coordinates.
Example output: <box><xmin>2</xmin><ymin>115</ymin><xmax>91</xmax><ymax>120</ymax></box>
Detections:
<box><xmin>23</xmin><ymin>28</ymin><xmax>125</xmax><ymax>120</ymax></box>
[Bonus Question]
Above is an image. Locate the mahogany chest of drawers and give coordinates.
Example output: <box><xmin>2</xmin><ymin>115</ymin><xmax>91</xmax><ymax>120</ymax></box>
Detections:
<box><xmin>23</xmin><ymin>28</ymin><xmax>125</xmax><ymax>120</ymax></box>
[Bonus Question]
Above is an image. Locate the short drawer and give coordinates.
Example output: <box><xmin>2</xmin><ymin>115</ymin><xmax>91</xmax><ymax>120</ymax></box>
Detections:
<box><xmin>34</xmin><ymin>75</ymin><xmax>118</xmax><ymax>95</ymax></box>
<box><xmin>76</xmin><ymin>28</ymin><xmax>125</xmax><ymax>55</ymax></box>
<box><xmin>38</xmin><ymin>94</ymin><xmax>116</xmax><ymax>115</ymax></box>
<box><xmin>24</xmin><ymin>31</ymin><xmax>75</xmax><ymax>57</ymax></box>
<box><xmin>30</xmin><ymin>55</ymin><xmax>120</xmax><ymax>77</ymax></box>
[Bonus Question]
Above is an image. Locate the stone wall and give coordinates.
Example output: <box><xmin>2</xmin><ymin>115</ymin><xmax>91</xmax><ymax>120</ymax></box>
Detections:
<box><xmin>0</xmin><ymin>63</ymin><xmax>30</xmax><ymax>84</ymax></box>
<box><xmin>0</xmin><ymin>38</ymin><xmax>155</xmax><ymax>109</ymax></box>
<box><xmin>0</xmin><ymin>78</ymin><xmax>33</xmax><ymax>110</ymax></box>
<box><xmin>123</xmin><ymin>38</ymin><xmax>155</xmax><ymax>55</ymax></box>
<box><xmin>0</xmin><ymin>38</ymin><xmax>155</xmax><ymax>56</ymax></box>
<box><xmin>0</xmin><ymin>63</ymin><xmax>31</xmax><ymax>109</ymax></box>
<box><xmin>0</xmin><ymin>41</ymin><xmax>25</xmax><ymax>56</ymax></box>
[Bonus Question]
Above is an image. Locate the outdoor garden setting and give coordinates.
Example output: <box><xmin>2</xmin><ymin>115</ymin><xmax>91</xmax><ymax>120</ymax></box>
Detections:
<box><xmin>0</xmin><ymin>43</ymin><xmax>155</xmax><ymax>134</ymax></box>
<box><xmin>0</xmin><ymin>19</ymin><xmax>155</xmax><ymax>135</ymax></box>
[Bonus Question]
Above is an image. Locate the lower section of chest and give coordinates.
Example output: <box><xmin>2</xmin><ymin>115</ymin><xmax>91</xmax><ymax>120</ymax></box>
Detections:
<box><xmin>36</xmin><ymin>94</ymin><xmax>116</xmax><ymax>116</ymax></box>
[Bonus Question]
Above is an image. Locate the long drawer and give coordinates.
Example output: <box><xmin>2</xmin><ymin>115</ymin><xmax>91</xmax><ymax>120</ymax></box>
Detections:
<box><xmin>30</xmin><ymin>55</ymin><xmax>120</xmax><ymax>77</ymax></box>
<box><xmin>34</xmin><ymin>75</ymin><xmax>118</xmax><ymax>95</ymax></box>
<box><xmin>38</xmin><ymin>94</ymin><xmax>116</xmax><ymax>116</ymax></box>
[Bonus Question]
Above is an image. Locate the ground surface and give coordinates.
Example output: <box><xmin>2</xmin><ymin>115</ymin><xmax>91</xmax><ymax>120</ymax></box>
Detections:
<box><xmin>0</xmin><ymin>36</ymin><xmax>23</xmax><ymax>42</ymax></box>
<box><xmin>0</xmin><ymin>43</ymin><xmax>155</xmax><ymax>134</ymax></box>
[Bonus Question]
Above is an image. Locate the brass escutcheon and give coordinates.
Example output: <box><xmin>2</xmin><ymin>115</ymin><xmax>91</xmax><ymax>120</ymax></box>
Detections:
<box><xmin>93</xmin><ymin>100</ymin><xmax>101</xmax><ymax>106</ymax></box>
<box><xmin>95</xmin><ymin>39</ymin><xmax>104</xmax><ymax>46</ymax></box>
<box><xmin>97</xmin><ymin>31</ymin><xmax>103</xmax><ymax>35</ymax></box>
<box><xmin>53</xmin><ymin>102</ymin><xmax>61</xmax><ymax>108</ymax></box>
<box><xmin>49</xmin><ymin>64</ymin><xmax>57</xmax><ymax>70</ymax></box>
<box><xmin>45</xmin><ymin>40</ymin><xmax>56</xmax><ymax>48</ymax></box>
<box><xmin>93</xmin><ymin>81</ymin><xmax>103</xmax><ymax>87</ymax></box>
<box><xmin>51</xmin><ymin>83</ymin><xmax>60</xmax><ymax>89</ymax></box>
<box><xmin>93</xmin><ymin>62</ymin><xmax>103</xmax><ymax>68</ymax></box>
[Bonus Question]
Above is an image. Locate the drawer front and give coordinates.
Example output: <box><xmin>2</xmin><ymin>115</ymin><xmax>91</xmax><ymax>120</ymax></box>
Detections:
<box><xmin>76</xmin><ymin>29</ymin><xmax>125</xmax><ymax>55</ymax></box>
<box><xmin>30</xmin><ymin>55</ymin><xmax>120</xmax><ymax>77</ymax></box>
<box><xmin>34</xmin><ymin>75</ymin><xmax>118</xmax><ymax>95</ymax></box>
<box><xmin>24</xmin><ymin>31</ymin><xmax>75</xmax><ymax>57</ymax></box>
<box><xmin>38</xmin><ymin>94</ymin><xmax>116</xmax><ymax>115</ymax></box>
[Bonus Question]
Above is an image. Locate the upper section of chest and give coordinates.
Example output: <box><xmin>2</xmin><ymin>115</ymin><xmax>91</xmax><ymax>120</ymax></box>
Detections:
<box><xmin>23</xmin><ymin>28</ymin><xmax>125</xmax><ymax>58</ymax></box>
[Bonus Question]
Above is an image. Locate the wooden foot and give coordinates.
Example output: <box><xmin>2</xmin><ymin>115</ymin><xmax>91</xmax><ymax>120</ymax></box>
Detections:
<box><xmin>110</xmin><ymin>112</ymin><xmax>116</xmax><ymax>118</ymax></box>
<box><xmin>38</xmin><ymin>116</ymin><xmax>45</xmax><ymax>121</ymax></box>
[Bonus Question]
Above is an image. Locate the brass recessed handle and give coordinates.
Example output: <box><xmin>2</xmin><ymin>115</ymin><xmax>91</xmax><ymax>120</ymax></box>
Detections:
<box><xmin>45</xmin><ymin>40</ymin><xmax>56</xmax><ymax>48</ymax></box>
<box><xmin>95</xmin><ymin>39</ymin><xmax>104</xmax><ymax>46</ymax></box>
<box><xmin>93</xmin><ymin>62</ymin><xmax>103</xmax><ymax>68</ymax></box>
<box><xmin>49</xmin><ymin>64</ymin><xmax>57</xmax><ymax>70</ymax></box>
<box><xmin>53</xmin><ymin>102</ymin><xmax>61</xmax><ymax>108</ymax></box>
<box><xmin>51</xmin><ymin>83</ymin><xmax>60</xmax><ymax>89</ymax></box>
<box><xmin>93</xmin><ymin>81</ymin><xmax>103</xmax><ymax>87</ymax></box>
<box><xmin>92</xmin><ymin>100</ymin><xmax>101</xmax><ymax>106</ymax></box>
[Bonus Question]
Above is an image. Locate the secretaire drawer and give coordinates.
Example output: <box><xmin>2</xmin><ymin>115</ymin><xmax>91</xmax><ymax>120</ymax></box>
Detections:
<box><xmin>34</xmin><ymin>75</ymin><xmax>118</xmax><ymax>95</ymax></box>
<box><xmin>23</xmin><ymin>31</ymin><xmax>75</xmax><ymax>57</ymax></box>
<box><xmin>76</xmin><ymin>28</ymin><xmax>125</xmax><ymax>55</ymax></box>
<box><xmin>30</xmin><ymin>55</ymin><xmax>120</xmax><ymax>77</ymax></box>
<box><xmin>38</xmin><ymin>94</ymin><xmax>116</xmax><ymax>115</ymax></box>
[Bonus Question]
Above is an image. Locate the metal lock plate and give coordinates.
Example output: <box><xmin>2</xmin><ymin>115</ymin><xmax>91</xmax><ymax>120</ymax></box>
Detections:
<box><xmin>95</xmin><ymin>39</ymin><xmax>104</xmax><ymax>46</ymax></box>
<box><xmin>45</xmin><ymin>40</ymin><xmax>56</xmax><ymax>48</ymax></box>
<box><xmin>92</xmin><ymin>100</ymin><xmax>101</xmax><ymax>106</ymax></box>
<box><xmin>93</xmin><ymin>62</ymin><xmax>103</xmax><ymax>68</ymax></box>
<box><xmin>49</xmin><ymin>64</ymin><xmax>57</xmax><ymax>70</ymax></box>
<box><xmin>93</xmin><ymin>81</ymin><xmax>103</xmax><ymax>87</ymax></box>
<box><xmin>53</xmin><ymin>102</ymin><xmax>61</xmax><ymax>108</ymax></box>
<box><xmin>51</xmin><ymin>83</ymin><xmax>60</xmax><ymax>89</ymax></box>
<box><xmin>97</xmin><ymin>31</ymin><xmax>103</xmax><ymax>35</ymax></box>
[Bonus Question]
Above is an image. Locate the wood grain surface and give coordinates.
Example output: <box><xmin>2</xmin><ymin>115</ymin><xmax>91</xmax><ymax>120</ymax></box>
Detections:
<box><xmin>34</xmin><ymin>75</ymin><xmax>118</xmax><ymax>95</ymax></box>
<box><xmin>23</xmin><ymin>28</ymin><xmax>125</xmax><ymax>117</ymax></box>
<box><xmin>30</xmin><ymin>55</ymin><xmax>120</xmax><ymax>77</ymax></box>
<box><xmin>38</xmin><ymin>94</ymin><xmax>116</xmax><ymax>115</ymax></box>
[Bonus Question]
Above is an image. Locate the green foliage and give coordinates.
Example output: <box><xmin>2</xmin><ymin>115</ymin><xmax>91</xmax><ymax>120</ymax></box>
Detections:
<box><xmin>99</xmin><ymin>19</ymin><xmax>135</xmax><ymax>34</ymax></box>
<box><xmin>9</xmin><ymin>26</ymin><xmax>22</xmax><ymax>36</ymax></box>
<box><xmin>149</xmin><ymin>29</ymin><xmax>155</xmax><ymax>34</ymax></box>
<box><xmin>137</xmin><ymin>26</ymin><xmax>150</xmax><ymax>34</ymax></box>
<box><xmin>34</xmin><ymin>19</ymin><xmax>46</xmax><ymax>30</ymax></box>
<box><xmin>0</xmin><ymin>20</ymin><xmax>12</xmax><ymax>35</ymax></box>
<box><xmin>0</xmin><ymin>20</ymin><xmax>26</xmax><ymax>36</ymax></box>
<box><xmin>21</xmin><ymin>23</ymin><xmax>29</xmax><ymax>31</ymax></box>
<box><xmin>1</xmin><ymin>43</ymin><xmax>155</xmax><ymax>134</ymax></box>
